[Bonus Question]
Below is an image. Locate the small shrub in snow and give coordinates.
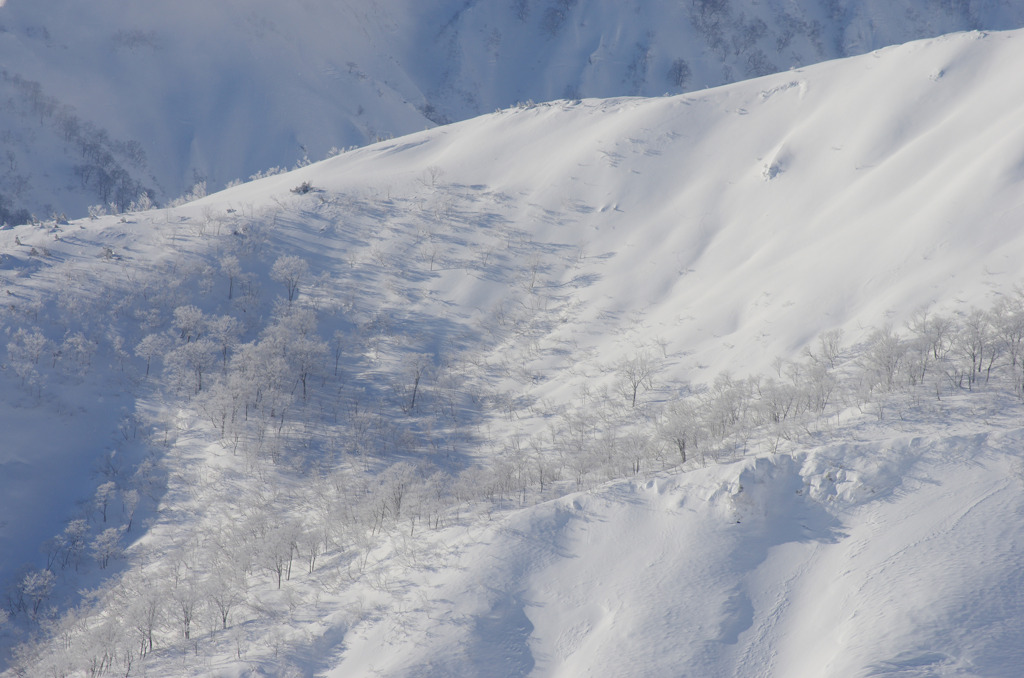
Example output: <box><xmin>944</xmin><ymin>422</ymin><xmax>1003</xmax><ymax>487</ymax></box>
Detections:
<box><xmin>291</xmin><ymin>180</ymin><xmax>314</xmax><ymax>195</ymax></box>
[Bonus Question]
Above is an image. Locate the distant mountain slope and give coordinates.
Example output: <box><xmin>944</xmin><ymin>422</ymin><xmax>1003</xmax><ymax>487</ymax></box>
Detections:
<box><xmin>4</xmin><ymin>27</ymin><xmax>1024</xmax><ymax>677</ymax></box>
<box><xmin>1</xmin><ymin>0</ymin><xmax>1023</xmax><ymax>218</ymax></box>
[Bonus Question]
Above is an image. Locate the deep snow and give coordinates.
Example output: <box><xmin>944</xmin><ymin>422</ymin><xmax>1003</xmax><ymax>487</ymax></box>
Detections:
<box><xmin>2</xmin><ymin>26</ymin><xmax>1024</xmax><ymax>678</ymax></box>
<box><xmin>325</xmin><ymin>428</ymin><xmax>1024</xmax><ymax>677</ymax></box>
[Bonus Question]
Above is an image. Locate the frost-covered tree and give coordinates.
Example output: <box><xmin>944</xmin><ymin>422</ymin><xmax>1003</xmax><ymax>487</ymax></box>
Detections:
<box><xmin>6</xmin><ymin>326</ymin><xmax>51</xmax><ymax>388</ymax></box>
<box><xmin>379</xmin><ymin>461</ymin><xmax>418</xmax><ymax>526</ymax></box>
<box><xmin>205</xmin><ymin>569</ymin><xmax>246</xmax><ymax>630</ymax></box>
<box><xmin>128</xmin><ymin>191</ymin><xmax>154</xmax><ymax>212</ymax></box>
<box><xmin>289</xmin><ymin>334</ymin><xmax>328</xmax><ymax>400</ymax></box>
<box><xmin>91</xmin><ymin>526</ymin><xmax>125</xmax><ymax>568</ymax></box>
<box><xmin>394</xmin><ymin>353</ymin><xmax>432</xmax><ymax>413</ymax></box>
<box><xmin>173</xmin><ymin>304</ymin><xmax>205</xmax><ymax>342</ymax></box>
<box><xmin>262</xmin><ymin>520</ymin><xmax>301</xmax><ymax>588</ymax></box>
<box><xmin>618</xmin><ymin>351</ymin><xmax>655</xmax><ymax>407</ymax></box>
<box><xmin>207</xmin><ymin>314</ymin><xmax>243</xmax><ymax>369</ymax></box>
<box><xmin>702</xmin><ymin>373</ymin><xmax>752</xmax><ymax>442</ymax></box>
<box><xmin>955</xmin><ymin>309</ymin><xmax>996</xmax><ymax>389</ymax></box>
<box><xmin>171</xmin><ymin>580</ymin><xmax>200</xmax><ymax>639</ymax></box>
<box><xmin>59</xmin><ymin>518</ymin><xmax>90</xmax><ymax>571</ymax></box>
<box><xmin>804</xmin><ymin>362</ymin><xmax>837</xmax><ymax>414</ymax></box>
<box><xmin>94</xmin><ymin>480</ymin><xmax>117</xmax><ymax>522</ymax></box>
<box><xmin>59</xmin><ymin>330</ymin><xmax>97</xmax><ymax>377</ymax></box>
<box><xmin>121</xmin><ymin>488</ymin><xmax>140</xmax><ymax>532</ymax></box>
<box><xmin>991</xmin><ymin>292</ymin><xmax>1024</xmax><ymax>369</ymax></box>
<box><xmin>20</xmin><ymin>569</ymin><xmax>55</xmax><ymax>617</ymax></box>
<box><xmin>121</xmin><ymin>575</ymin><xmax>163</xmax><ymax>656</ymax></box>
<box><xmin>165</xmin><ymin>337</ymin><xmax>218</xmax><ymax>394</ymax></box>
<box><xmin>753</xmin><ymin>376</ymin><xmax>799</xmax><ymax>425</ymax></box>
<box><xmin>863</xmin><ymin>326</ymin><xmax>906</xmax><ymax>392</ymax></box>
<box><xmin>906</xmin><ymin>308</ymin><xmax>938</xmax><ymax>385</ymax></box>
<box><xmin>135</xmin><ymin>332</ymin><xmax>170</xmax><ymax>377</ymax></box>
<box><xmin>220</xmin><ymin>254</ymin><xmax>241</xmax><ymax>300</ymax></box>
<box><xmin>271</xmin><ymin>254</ymin><xmax>308</xmax><ymax>303</ymax></box>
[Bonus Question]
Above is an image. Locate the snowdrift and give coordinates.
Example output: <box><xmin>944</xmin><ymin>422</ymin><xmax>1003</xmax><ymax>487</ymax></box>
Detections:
<box><xmin>328</xmin><ymin>431</ymin><xmax>1024</xmax><ymax>676</ymax></box>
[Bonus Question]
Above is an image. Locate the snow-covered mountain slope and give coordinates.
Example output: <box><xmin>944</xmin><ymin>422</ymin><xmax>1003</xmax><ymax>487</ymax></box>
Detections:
<box><xmin>2</xmin><ymin>0</ymin><xmax>1024</xmax><ymax>219</ymax></box>
<box><xmin>295</xmin><ymin>28</ymin><xmax>1024</xmax><ymax>386</ymax></box>
<box><xmin>3</xmin><ymin>27</ymin><xmax>1024</xmax><ymax>677</ymax></box>
<box><xmin>330</xmin><ymin>429</ymin><xmax>1024</xmax><ymax>677</ymax></box>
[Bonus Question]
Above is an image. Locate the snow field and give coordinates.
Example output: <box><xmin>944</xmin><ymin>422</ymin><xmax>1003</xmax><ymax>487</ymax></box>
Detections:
<box><xmin>3</xmin><ymin>27</ymin><xmax>1024</xmax><ymax>676</ymax></box>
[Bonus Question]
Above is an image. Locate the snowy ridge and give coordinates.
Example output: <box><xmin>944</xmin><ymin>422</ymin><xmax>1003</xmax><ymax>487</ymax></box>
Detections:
<box><xmin>1</xmin><ymin>0</ymin><xmax>1024</xmax><ymax>217</ymax></box>
<box><xmin>2</xmin><ymin>28</ymin><xmax>1024</xmax><ymax>677</ymax></box>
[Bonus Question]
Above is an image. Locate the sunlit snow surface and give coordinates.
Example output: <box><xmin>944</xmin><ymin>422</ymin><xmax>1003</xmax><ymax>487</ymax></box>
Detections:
<box><xmin>2</xmin><ymin>28</ymin><xmax>1024</xmax><ymax>677</ymax></box>
<box><xmin>330</xmin><ymin>433</ymin><xmax>1024</xmax><ymax>677</ymax></box>
<box><xmin>1</xmin><ymin>0</ymin><xmax>1023</xmax><ymax>216</ymax></box>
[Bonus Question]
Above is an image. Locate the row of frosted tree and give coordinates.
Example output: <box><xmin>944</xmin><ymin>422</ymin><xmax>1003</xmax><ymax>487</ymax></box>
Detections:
<box><xmin>11</xmin><ymin>280</ymin><xmax>1024</xmax><ymax>674</ymax></box>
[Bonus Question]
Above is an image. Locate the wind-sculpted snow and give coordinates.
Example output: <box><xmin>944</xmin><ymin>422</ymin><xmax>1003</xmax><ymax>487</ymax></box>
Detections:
<box><xmin>1</xmin><ymin>0</ymin><xmax>1023</xmax><ymax>217</ymax></box>
<box><xmin>325</xmin><ymin>432</ymin><xmax>1024</xmax><ymax>676</ymax></box>
<box><xmin>3</xmin><ymin>27</ymin><xmax>1024</xmax><ymax>677</ymax></box>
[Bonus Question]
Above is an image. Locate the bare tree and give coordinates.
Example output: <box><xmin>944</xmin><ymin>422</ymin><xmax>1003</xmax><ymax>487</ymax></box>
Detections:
<box><xmin>659</xmin><ymin>400</ymin><xmax>703</xmax><ymax>465</ymax></box>
<box><xmin>114</xmin><ymin>574</ymin><xmax>163</xmax><ymax>657</ymax></box>
<box><xmin>955</xmin><ymin>309</ymin><xmax>995</xmax><ymax>389</ymax></box>
<box><xmin>863</xmin><ymin>326</ymin><xmax>906</xmax><ymax>392</ymax></box>
<box><xmin>817</xmin><ymin>329</ymin><xmax>844</xmax><ymax>368</ymax></box>
<box><xmin>395</xmin><ymin>353</ymin><xmax>432</xmax><ymax>413</ymax></box>
<box><xmin>205</xmin><ymin>570</ymin><xmax>245</xmax><ymax>630</ymax></box>
<box><xmin>172</xmin><ymin>581</ymin><xmax>200</xmax><ymax>640</ymax></box>
<box><xmin>991</xmin><ymin>292</ymin><xmax>1024</xmax><ymax>370</ymax></box>
<box><xmin>906</xmin><ymin>308</ymin><xmax>935</xmax><ymax>384</ymax></box>
<box><xmin>619</xmin><ymin>351</ymin><xmax>655</xmax><ymax>407</ymax></box>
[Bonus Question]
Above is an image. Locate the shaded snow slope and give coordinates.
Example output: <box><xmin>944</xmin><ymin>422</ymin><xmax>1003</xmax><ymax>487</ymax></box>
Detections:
<box><xmin>1</xmin><ymin>0</ymin><xmax>1023</xmax><ymax>217</ymax></box>
<box><xmin>3</xmin><ymin>28</ymin><xmax>1024</xmax><ymax>676</ymax></box>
